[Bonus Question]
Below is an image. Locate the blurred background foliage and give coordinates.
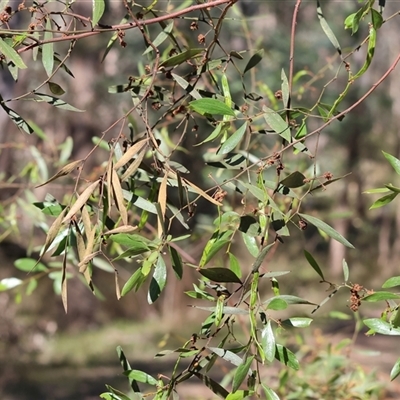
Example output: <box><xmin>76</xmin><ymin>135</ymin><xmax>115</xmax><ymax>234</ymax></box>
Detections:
<box><xmin>1</xmin><ymin>0</ymin><xmax>400</xmax><ymax>398</ymax></box>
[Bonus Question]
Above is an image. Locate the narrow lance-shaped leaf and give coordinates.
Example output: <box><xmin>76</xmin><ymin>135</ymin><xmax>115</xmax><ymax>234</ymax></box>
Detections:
<box><xmin>157</xmin><ymin>173</ymin><xmax>168</xmax><ymax>237</ymax></box>
<box><xmin>351</xmin><ymin>24</ymin><xmax>376</xmax><ymax>80</ymax></box>
<box><xmin>190</xmin><ymin>98</ymin><xmax>235</xmax><ymax>117</ymax></box>
<box><xmin>160</xmin><ymin>48</ymin><xmax>204</xmax><ymax>68</ymax></box>
<box><xmin>281</xmin><ymin>69</ymin><xmax>290</xmax><ymax>108</ymax></box>
<box><xmin>383</xmin><ymin>151</ymin><xmax>400</xmax><ymax>175</ymax></box>
<box><xmin>114</xmin><ymin>138</ymin><xmax>149</xmax><ymax>170</ymax></box>
<box><xmin>0</xmin><ymin>37</ymin><xmax>27</xmax><ymax>69</ymax></box>
<box><xmin>111</xmin><ymin>170</ymin><xmax>128</xmax><ymax>226</ymax></box>
<box><xmin>261</xmin><ymin>319</ymin><xmax>276</xmax><ymax>362</ymax></box>
<box><xmin>218</xmin><ymin>122</ymin><xmax>247</xmax><ymax>155</ymax></box>
<box><xmin>298</xmin><ymin>213</ymin><xmax>355</xmax><ymax>248</ymax></box>
<box><xmin>62</xmin><ymin>180</ymin><xmax>100</xmax><ymax>224</ymax></box>
<box><xmin>148</xmin><ymin>256</ymin><xmax>167</xmax><ymax>304</ymax></box>
<box><xmin>143</xmin><ymin>22</ymin><xmax>173</xmax><ymax>55</ymax></box>
<box><xmin>43</xmin><ymin>18</ymin><xmax>54</xmax><ymax>77</ymax></box>
<box><xmin>262</xmin><ymin>106</ymin><xmax>291</xmax><ymax>142</ymax></box>
<box><xmin>35</xmin><ymin>159</ymin><xmax>83</xmax><ymax>188</ymax></box>
<box><xmin>92</xmin><ymin>0</ymin><xmax>105</xmax><ymax>26</ymax></box>
<box><xmin>232</xmin><ymin>355</ymin><xmax>254</xmax><ymax>393</ymax></box>
<box><xmin>317</xmin><ymin>0</ymin><xmax>341</xmax><ymax>55</ymax></box>
<box><xmin>61</xmin><ymin>241</ymin><xmax>68</xmax><ymax>313</ymax></box>
<box><xmin>304</xmin><ymin>250</ymin><xmax>325</xmax><ymax>280</ymax></box>
<box><xmin>369</xmin><ymin>192</ymin><xmax>398</xmax><ymax>210</ymax></box>
<box><xmin>243</xmin><ymin>49</ymin><xmax>264</xmax><ymax>75</ymax></box>
<box><xmin>390</xmin><ymin>358</ymin><xmax>400</xmax><ymax>381</ymax></box>
<box><xmin>32</xmin><ymin>94</ymin><xmax>85</xmax><ymax>112</ymax></box>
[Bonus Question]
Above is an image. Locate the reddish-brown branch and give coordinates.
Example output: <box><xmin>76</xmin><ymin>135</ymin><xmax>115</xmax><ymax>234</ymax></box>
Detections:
<box><xmin>18</xmin><ymin>0</ymin><xmax>234</xmax><ymax>54</ymax></box>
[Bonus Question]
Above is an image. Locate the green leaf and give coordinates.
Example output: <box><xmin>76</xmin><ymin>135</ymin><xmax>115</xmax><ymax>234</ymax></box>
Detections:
<box><xmin>199</xmin><ymin>267</ymin><xmax>242</xmax><ymax>284</ymax></box>
<box><xmin>390</xmin><ymin>358</ymin><xmax>400</xmax><ymax>381</ymax></box>
<box><xmin>263</xmin><ymin>295</ymin><xmax>316</xmax><ymax>307</ymax></box>
<box><xmin>351</xmin><ymin>24</ymin><xmax>376</xmax><ymax>80</ymax></box>
<box><xmin>275</xmin><ymin>344</ymin><xmax>299</xmax><ymax>370</ymax></box>
<box><xmin>243</xmin><ymin>49</ymin><xmax>264</xmax><ymax>74</ymax></box>
<box><xmin>232</xmin><ymin>355</ymin><xmax>254</xmax><ymax>393</ymax></box>
<box><xmin>369</xmin><ymin>192</ymin><xmax>398</xmax><ymax>210</ymax></box>
<box><xmin>92</xmin><ymin>0</ymin><xmax>105</xmax><ymax>26</ymax></box>
<box><xmin>343</xmin><ymin>259</ymin><xmax>349</xmax><ymax>282</ymax></box>
<box><xmin>123</xmin><ymin>370</ymin><xmax>158</xmax><ymax>385</ymax></box>
<box><xmin>266</xmin><ymin>298</ymin><xmax>287</xmax><ymax>311</ymax></box>
<box><xmin>242</xmin><ymin>233</ymin><xmax>259</xmax><ymax>257</ymax></box>
<box><xmin>218</xmin><ymin>122</ymin><xmax>247</xmax><ymax>155</ymax></box>
<box><xmin>280</xmin><ymin>317</ymin><xmax>313</xmax><ymax>328</ymax></box>
<box><xmin>261</xmin><ymin>320</ymin><xmax>276</xmax><ymax>362</ymax></box>
<box><xmin>148</xmin><ymin>256</ymin><xmax>166</xmax><ymax>304</ymax></box>
<box><xmin>169</xmin><ymin>246</ymin><xmax>183</xmax><ymax>279</ymax></box>
<box><xmin>43</xmin><ymin>18</ymin><xmax>54</xmax><ymax>77</ymax></box>
<box><xmin>383</xmin><ymin>151</ymin><xmax>400</xmax><ymax>175</ymax></box>
<box><xmin>190</xmin><ymin>98</ymin><xmax>235</xmax><ymax>117</ymax></box>
<box><xmin>0</xmin><ymin>277</ymin><xmax>23</xmax><ymax>291</ymax></box>
<box><xmin>117</xmin><ymin>346</ymin><xmax>140</xmax><ymax>392</ymax></box>
<box><xmin>0</xmin><ymin>38</ymin><xmax>27</xmax><ymax>69</ymax></box>
<box><xmin>121</xmin><ymin>269</ymin><xmax>146</xmax><ymax>296</ymax></box>
<box><xmin>364</xmin><ymin>187</ymin><xmax>390</xmax><ymax>194</ymax></box>
<box><xmin>193</xmin><ymin>372</ymin><xmax>229</xmax><ymax>398</ymax></box>
<box><xmin>304</xmin><ymin>250</ymin><xmax>325</xmax><ymax>280</ymax></box>
<box><xmin>317</xmin><ymin>0</ymin><xmax>341</xmax><ymax>55</ymax></box>
<box><xmin>14</xmin><ymin>258</ymin><xmax>47</xmax><ymax>272</ymax></box>
<box><xmin>371</xmin><ymin>8</ymin><xmax>383</xmax><ymax>30</ymax></box>
<box><xmin>280</xmin><ymin>171</ymin><xmax>306</xmax><ymax>188</ymax></box>
<box><xmin>262</xmin><ymin>385</ymin><xmax>280</xmax><ymax>400</ymax></box>
<box><xmin>298</xmin><ymin>213</ymin><xmax>355</xmax><ymax>248</ymax></box>
<box><xmin>48</xmin><ymin>81</ymin><xmax>66</xmax><ymax>95</ymax></box>
<box><xmin>362</xmin><ymin>291</ymin><xmax>400</xmax><ymax>302</ymax></box>
<box><xmin>251</xmin><ymin>243</ymin><xmax>275</xmax><ymax>273</ymax></box>
<box><xmin>31</xmin><ymin>94</ymin><xmax>85</xmax><ymax>112</ymax></box>
<box><xmin>262</xmin><ymin>106</ymin><xmax>290</xmax><ymax>142</ymax></box>
<box><xmin>229</xmin><ymin>253</ymin><xmax>241</xmax><ymax>279</ymax></box>
<box><xmin>226</xmin><ymin>391</ymin><xmax>254</xmax><ymax>400</ymax></box>
<box><xmin>160</xmin><ymin>48</ymin><xmax>203</xmax><ymax>68</ymax></box>
<box><xmin>385</xmin><ymin>184</ymin><xmax>400</xmax><ymax>193</ymax></box>
<box><xmin>209</xmin><ymin>348</ymin><xmax>252</xmax><ymax>373</ymax></box>
<box><xmin>382</xmin><ymin>276</ymin><xmax>400</xmax><ymax>289</ymax></box>
<box><xmin>281</xmin><ymin>69</ymin><xmax>289</xmax><ymax>108</ymax></box>
<box><xmin>199</xmin><ymin>230</ymin><xmax>232</xmax><ymax>267</ymax></box>
<box><xmin>143</xmin><ymin>22</ymin><xmax>173</xmax><ymax>55</ymax></box>
<box><xmin>364</xmin><ymin>318</ymin><xmax>400</xmax><ymax>335</ymax></box>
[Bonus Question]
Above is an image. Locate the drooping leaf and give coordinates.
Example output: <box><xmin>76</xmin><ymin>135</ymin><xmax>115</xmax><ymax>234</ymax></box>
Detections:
<box><xmin>43</xmin><ymin>18</ymin><xmax>54</xmax><ymax>77</ymax></box>
<box><xmin>263</xmin><ymin>295</ymin><xmax>316</xmax><ymax>307</ymax></box>
<box><xmin>298</xmin><ymin>213</ymin><xmax>355</xmax><ymax>248</ymax></box>
<box><xmin>199</xmin><ymin>230</ymin><xmax>232</xmax><ymax>268</ymax></box>
<box><xmin>218</xmin><ymin>122</ymin><xmax>247</xmax><ymax>155</ymax></box>
<box><xmin>193</xmin><ymin>372</ymin><xmax>229</xmax><ymax>398</ymax></box>
<box><xmin>121</xmin><ymin>269</ymin><xmax>146</xmax><ymax>296</ymax></box>
<box><xmin>226</xmin><ymin>390</ymin><xmax>254</xmax><ymax>400</ymax></box>
<box><xmin>199</xmin><ymin>267</ymin><xmax>242</xmax><ymax>284</ymax></box>
<box><xmin>343</xmin><ymin>259</ymin><xmax>349</xmax><ymax>282</ymax></box>
<box><xmin>148</xmin><ymin>256</ymin><xmax>167</xmax><ymax>304</ymax></box>
<box><xmin>0</xmin><ymin>38</ymin><xmax>27</xmax><ymax>69</ymax></box>
<box><xmin>169</xmin><ymin>246</ymin><xmax>183</xmax><ymax>279</ymax></box>
<box><xmin>232</xmin><ymin>355</ymin><xmax>254</xmax><ymax>393</ymax></box>
<box><xmin>281</xmin><ymin>69</ymin><xmax>290</xmax><ymax>108</ymax></box>
<box><xmin>92</xmin><ymin>0</ymin><xmax>105</xmax><ymax>26</ymax></box>
<box><xmin>251</xmin><ymin>243</ymin><xmax>275</xmax><ymax>273</ymax></box>
<box><xmin>190</xmin><ymin>98</ymin><xmax>235</xmax><ymax>117</ymax></box>
<box><xmin>351</xmin><ymin>24</ymin><xmax>376</xmax><ymax>80</ymax></box>
<box><xmin>243</xmin><ymin>49</ymin><xmax>264</xmax><ymax>74</ymax></box>
<box><xmin>317</xmin><ymin>0</ymin><xmax>341</xmax><ymax>55</ymax></box>
<box><xmin>304</xmin><ymin>250</ymin><xmax>325</xmax><ymax>280</ymax></box>
<box><xmin>117</xmin><ymin>346</ymin><xmax>140</xmax><ymax>392</ymax></box>
<box><xmin>261</xmin><ymin>320</ymin><xmax>276</xmax><ymax>362</ymax></box>
<box><xmin>280</xmin><ymin>317</ymin><xmax>313</xmax><ymax>328</ymax></box>
<box><xmin>62</xmin><ymin>180</ymin><xmax>100</xmax><ymax>224</ymax></box>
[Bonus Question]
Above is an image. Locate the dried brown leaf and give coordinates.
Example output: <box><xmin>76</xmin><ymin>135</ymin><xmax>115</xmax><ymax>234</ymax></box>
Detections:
<box><xmin>105</xmin><ymin>225</ymin><xmax>137</xmax><ymax>235</ymax></box>
<box><xmin>114</xmin><ymin>138</ymin><xmax>149</xmax><ymax>170</ymax></box>
<box><xmin>35</xmin><ymin>159</ymin><xmax>83</xmax><ymax>188</ymax></box>
<box><xmin>120</xmin><ymin>147</ymin><xmax>146</xmax><ymax>182</ymax></box>
<box><xmin>112</xmin><ymin>169</ymin><xmax>128</xmax><ymax>225</ymax></box>
<box><xmin>61</xmin><ymin>249</ymin><xmax>68</xmax><ymax>313</ymax></box>
<box><xmin>62</xmin><ymin>179</ymin><xmax>100</xmax><ymax>224</ymax></box>
<box><xmin>81</xmin><ymin>204</ymin><xmax>91</xmax><ymax>238</ymax></box>
<box><xmin>78</xmin><ymin>251</ymin><xmax>101</xmax><ymax>273</ymax></box>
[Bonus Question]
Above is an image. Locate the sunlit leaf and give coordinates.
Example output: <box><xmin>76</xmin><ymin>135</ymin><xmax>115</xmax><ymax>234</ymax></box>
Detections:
<box><xmin>390</xmin><ymin>358</ymin><xmax>400</xmax><ymax>381</ymax></box>
<box><xmin>160</xmin><ymin>48</ymin><xmax>203</xmax><ymax>68</ymax></box>
<box><xmin>123</xmin><ymin>370</ymin><xmax>158</xmax><ymax>385</ymax></box>
<box><xmin>1</xmin><ymin>104</ymin><xmax>34</xmax><ymax>134</ymax></box>
<box><xmin>362</xmin><ymin>291</ymin><xmax>400</xmax><ymax>302</ymax></box>
<box><xmin>35</xmin><ymin>159</ymin><xmax>83</xmax><ymax>188</ymax></box>
<box><xmin>43</xmin><ymin>18</ymin><xmax>54</xmax><ymax>77</ymax></box>
<box><xmin>382</xmin><ymin>276</ymin><xmax>400</xmax><ymax>288</ymax></box>
<box><xmin>143</xmin><ymin>22</ymin><xmax>173</xmax><ymax>55</ymax></box>
<box><xmin>190</xmin><ymin>98</ymin><xmax>235</xmax><ymax>117</ymax></box>
<box><xmin>261</xmin><ymin>320</ymin><xmax>276</xmax><ymax>362</ymax></box>
<box><xmin>383</xmin><ymin>151</ymin><xmax>400</xmax><ymax>175</ymax></box>
<box><xmin>148</xmin><ymin>256</ymin><xmax>166</xmax><ymax>304</ymax></box>
<box><xmin>262</xmin><ymin>106</ymin><xmax>290</xmax><ymax>142</ymax></box>
<box><xmin>0</xmin><ymin>38</ymin><xmax>27</xmax><ymax>69</ymax></box>
<box><xmin>275</xmin><ymin>344</ymin><xmax>299</xmax><ymax>370</ymax></box>
<box><xmin>369</xmin><ymin>192</ymin><xmax>398</xmax><ymax>210</ymax></box>
<box><xmin>364</xmin><ymin>318</ymin><xmax>400</xmax><ymax>335</ymax></box>
<box><xmin>92</xmin><ymin>0</ymin><xmax>105</xmax><ymax>26</ymax></box>
<box><xmin>232</xmin><ymin>355</ymin><xmax>254</xmax><ymax>393</ymax></box>
<box><xmin>31</xmin><ymin>94</ymin><xmax>84</xmax><ymax>112</ymax></box>
<box><xmin>218</xmin><ymin>122</ymin><xmax>247</xmax><ymax>155</ymax></box>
